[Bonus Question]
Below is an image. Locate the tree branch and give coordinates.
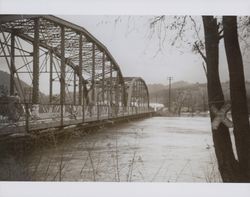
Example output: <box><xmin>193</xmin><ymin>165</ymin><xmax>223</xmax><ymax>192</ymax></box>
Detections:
<box><xmin>194</xmin><ymin>41</ymin><xmax>207</xmax><ymax>64</ymax></box>
<box><xmin>171</xmin><ymin>16</ymin><xmax>187</xmax><ymax>46</ymax></box>
<box><xmin>189</xmin><ymin>16</ymin><xmax>202</xmax><ymax>41</ymax></box>
<box><xmin>149</xmin><ymin>16</ymin><xmax>165</xmax><ymax>29</ymax></box>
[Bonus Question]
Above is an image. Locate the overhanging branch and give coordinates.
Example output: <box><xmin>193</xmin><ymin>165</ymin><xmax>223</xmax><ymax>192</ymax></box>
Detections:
<box><xmin>194</xmin><ymin>41</ymin><xmax>207</xmax><ymax>64</ymax></box>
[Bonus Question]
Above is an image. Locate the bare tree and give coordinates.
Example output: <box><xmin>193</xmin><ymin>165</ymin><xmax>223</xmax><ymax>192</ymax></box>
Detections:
<box><xmin>148</xmin><ymin>15</ymin><xmax>250</xmax><ymax>181</ymax></box>
<box><xmin>223</xmin><ymin>16</ymin><xmax>250</xmax><ymax>181</ymax></box>
<box><xmin>202</xmin><ymin>16</ymin><xmax>241</xmax><ymax>182</ymax></box>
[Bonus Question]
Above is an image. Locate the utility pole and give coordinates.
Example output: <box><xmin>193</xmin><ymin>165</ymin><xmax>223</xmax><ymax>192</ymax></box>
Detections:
<box><xmin>167</xmin><ymin>77</ymin><xmax>173</xmax><ymax>112</ymax></box>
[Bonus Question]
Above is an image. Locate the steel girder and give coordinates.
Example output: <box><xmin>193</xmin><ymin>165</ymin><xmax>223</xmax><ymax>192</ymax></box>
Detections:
<box><xmin>0</xmin><ymin>15</ymin><xmax>126</xmax><ymax>107</ymax></box>
<box><xmin>0</xmin><ymin>15</ymin><xmax>150</xmax><ymax>110</ymax></box>
<box><xmin>124</xmin><ymin>77</ymin><xmax>150</xmax><ymax>108</ymax></box>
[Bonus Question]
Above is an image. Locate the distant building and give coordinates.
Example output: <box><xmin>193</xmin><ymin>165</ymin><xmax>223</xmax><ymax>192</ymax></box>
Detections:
<box><xmin>149</xmin><ymin>103</ymin><xmax>164</xmax><ymax>111</ymax></box>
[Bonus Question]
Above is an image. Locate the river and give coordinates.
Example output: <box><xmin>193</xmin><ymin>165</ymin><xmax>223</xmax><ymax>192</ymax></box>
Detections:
<box><xmin>0</xmin><ymin>116</ymin><xmax>222</xmax><ymax>182</ymax></box>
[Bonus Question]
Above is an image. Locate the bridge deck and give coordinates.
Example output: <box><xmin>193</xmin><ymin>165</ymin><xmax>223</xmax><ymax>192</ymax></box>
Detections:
<box><xmin>0</xmin><ymin>106</ymin><xmax>154</xmax><ymax>139</ymax></box>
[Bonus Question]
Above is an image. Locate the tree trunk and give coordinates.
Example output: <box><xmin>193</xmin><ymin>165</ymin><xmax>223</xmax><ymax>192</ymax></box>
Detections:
<box><xmin>202</xmin><ymin>16</ymin><xmax>241</xmax><ymax>182</ymax></box>
<box><xmin>223</xmin><ymin>16</ymin><xmax>250</xmax><ymax>181</ymax></box>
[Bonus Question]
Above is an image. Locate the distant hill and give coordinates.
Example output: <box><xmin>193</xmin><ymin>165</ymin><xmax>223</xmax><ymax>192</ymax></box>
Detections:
<box><xmin>148</xmin><ymin>80</ymin><xmax>250</xmax><ymax>112</ymax></box>
<box><xmin>0</xmin><ymin>70</ymin><xmax>46</xmax><ymax>101</ymax></box>
<box><xmin>0</xmin><ymin>70</ymin><xmax>30</xmax><ymax>94</ymax></box>
<box><xmin>147</xmin><ymin>84</ymin><xmax>166</xmax><ymax>94</ymax></box>
<box><xmin>168</xmin><ymin>81</ymin><xmax>192</xmax><ymax>89</ymax></box>
<box><xmin>147</xmin><ymin>81</ymin><xmax>192</xmax><ymax>94</ymax></box>
<box><xmin>148</xmin><ymin>80</ymin><xmax>235</xmax><ymax>97</ymax></box>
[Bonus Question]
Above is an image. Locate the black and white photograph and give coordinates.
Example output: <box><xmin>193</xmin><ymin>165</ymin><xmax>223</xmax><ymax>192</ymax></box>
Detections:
<box><xmin>0</xmin><ymin>0</ymin><xmax>250</xmax><ymax>196</ymax></box>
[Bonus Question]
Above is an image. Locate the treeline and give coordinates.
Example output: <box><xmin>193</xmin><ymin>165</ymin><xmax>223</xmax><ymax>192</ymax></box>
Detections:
<box><xmin>148</xmin><ymin>81</ymin><xmax>250</xmax><ymax>114</ymax></box>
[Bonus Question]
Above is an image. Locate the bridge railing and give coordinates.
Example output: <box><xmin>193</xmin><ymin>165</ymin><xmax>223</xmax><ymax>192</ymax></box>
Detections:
<box><xmin>0</xmin><ymin>101</ymin><xmax>153</xmax><ymax>133</ymax></box>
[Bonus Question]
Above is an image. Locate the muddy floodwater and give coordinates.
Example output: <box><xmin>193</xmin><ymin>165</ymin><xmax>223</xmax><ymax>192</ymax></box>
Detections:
<box><xmin>0</xmin><ymin>117</ymin><xmax>222</xmax><ymax>182</ymax></box>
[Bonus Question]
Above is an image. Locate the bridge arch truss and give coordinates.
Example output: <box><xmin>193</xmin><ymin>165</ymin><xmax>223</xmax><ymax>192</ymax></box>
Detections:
<box><xmin>0</xmin><ymin>15</ymin><xmax>152</xmax><ymax>132</ymax></box>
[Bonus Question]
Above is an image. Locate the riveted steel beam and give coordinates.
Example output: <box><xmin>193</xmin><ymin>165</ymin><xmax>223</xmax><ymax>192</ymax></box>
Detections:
<box><xmin>32</xmin><ymin>18</ymin><xmax>40</xmax><ymax>104</ymax></box>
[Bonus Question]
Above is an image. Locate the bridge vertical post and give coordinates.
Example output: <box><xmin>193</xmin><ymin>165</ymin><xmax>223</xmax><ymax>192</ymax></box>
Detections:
<box><xmin>101</xmin><ymin>52</ymin><xmax>105</xmax><ymax>118</ymax></box>
<box><xmin>144</xmin><ymin>84</ymin><xmax>146</xmax><ymax>111</ymax></box>
<box><xmin>138</xmin><ymin>81</ymin><xmax>139</xmax><ymax>113</ymax></box>
<box><xmin>135</xmin><ymin>81</ymin><xmax>137</xmax><ymax>114</ymax></box>
<box><xmin>140</xmin><ymin>81</ymin><xmax>142</xmax><ymax>112</ymax></box>
<box><xmin>146</xmin><ymin>85</ymin><xmax>149</xmax><ymax>109</ymax></box>
<box><xmin>102</xmin><ymin>52</ymin><xmax>105</xmax><ymax>104</ymax></box>
<box><xmin>49</xmin><ymin>50</ymin><xmax>53</xmax><ymax>104</ymax></box>
<box><xmin>142</xmin><ymin>86</ymin><xmax>144</xmax><ymax>110</ymax></box>
<box><xmin>139</xmin><ymin>81</ymin><xmax>142</xmax><ymax>113</ymax></box>
<box><xmin>92</xmin><ymin>43</ymin><xmax>95</xmax><ymax>101</ymax></box>
<box><xmin>136</xmin><ymin>81</ymin><xmax>138</xmax><ymax>114</ymax></box>
<box><xmin>143</xmin><ymin>83</ymin><xmax>145</xmax><ymax>111</ymax></box>
<box><xmin>32</xmin><ymin>18</ymin><xmax>40</xmax><ymax>104</ymax></box>
<box><xmin>137</xmin><ymin>80</ymin><xmax>139</xmax><ymax>113</ymax></box>
<box><xmin>73</xmin><ymin>69</ymin><xmax>76</xmax><ymax>105</ymax></box>
<box><xmin>91</xmin><ymin>43</ymin><xmax>95</xmax><ymax>118</ymax></box>
<box><xmin>10</xmin><ymin>31</ymin><xmax>15</xmax><ymax>96</ymax></box>
<box><xmin>144</xmin><ymin>84</ymin><xmax>146</xmax><ymax>110</ymax></box>
<box><xmin>109</xmin><ymin>62</ymin><xmax>113</xmax><ymax>118</ymax></box>
<box><xmin>139</xmin><ymin>81</ymin><xmax>141</xmax><ymax>113</ymax></box>
<box><xmin>138</xmin><ymin>81</ymin><xmax>140</xmax><ymax>113</ymax></box>
<box><xmin>60</xmin><ymin>26</ymin><xmax>65</xmax><ymax>126</ymax></box>
<box><xmin>142</xmin><ymin>82</ymin><xmax>144</xmax><ymax>112</ymax></box>
<box><xmin>79</xmin><ymin>34</ymin><xmax>84</xmax><ymax>122</ymax></box>
<box><xmin>115</xmin><ymin>72</ymin><xmax>119</xmax><ymax>117</ymax></box>
<box><xmin>132</xmin><ymin>81</ymin><xmax>134</xmax><ymax>114</ymax></box>
<box><xmin>79</xmin><ymin>34</ymin><xmax>83</xmax><ymax>105</ymax></box>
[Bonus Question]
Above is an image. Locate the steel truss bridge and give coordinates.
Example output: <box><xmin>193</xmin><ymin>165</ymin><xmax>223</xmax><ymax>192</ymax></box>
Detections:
<box><xmin>0</xmin><ymin>15</ymin><xmax>153</xmax><ymax>136</ymax></box>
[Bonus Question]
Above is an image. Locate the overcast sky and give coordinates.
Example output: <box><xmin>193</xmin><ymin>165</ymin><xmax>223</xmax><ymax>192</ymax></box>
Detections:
<box><xmin>59</xmin><ymin>15</ymin><xmax>207</xmax><ymax>85</ymax></box>
<box><xmin>1</xmin><ymin>15</ymin><xmax>249</xmax><ymax>94</ymax></box>
<box><xmin>58</xmin><ymin>15</ymin><xmax>250</xmax><ymax>85</ymax></box>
